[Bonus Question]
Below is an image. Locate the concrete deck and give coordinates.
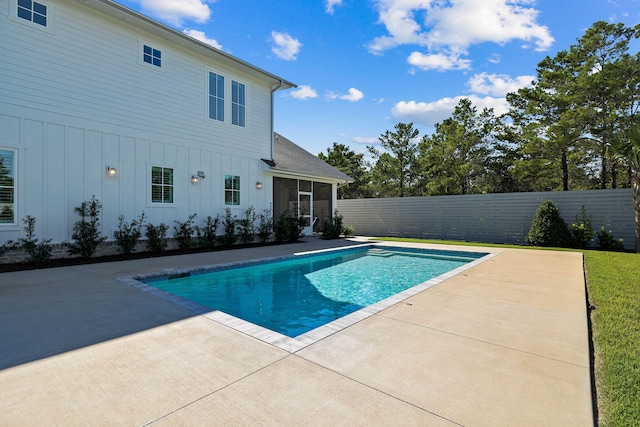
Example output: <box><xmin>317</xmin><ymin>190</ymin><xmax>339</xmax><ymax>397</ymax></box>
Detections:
<box><xmin>0</xmin><ymin>238</ymin><xmax>593</xmax><ymax>426</ymax></box>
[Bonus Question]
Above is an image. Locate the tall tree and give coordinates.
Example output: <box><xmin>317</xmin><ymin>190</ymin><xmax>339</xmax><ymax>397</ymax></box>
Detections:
<box><xmin>418</xmin><ymin>99</ymin><xmax>496</xmax><ymax>195</ymax></box>
<box><xmin>318</xmin><ymin>143</ymin><xmax>370</xmax><ymax>199</ymax></box>
<box><xmin>368</xmin><ymin>122</ymin><xmax>420</xmax><ymax>197</ymax></box>
<box><xmin>506</xmin><ymin>50</ymin><xmax>593</xmax><ymax>191</ymax></box>
<box><xmin>571</xmin><ymin>21</ymin><xmax>640</xmax><ymax>188</ymax></box>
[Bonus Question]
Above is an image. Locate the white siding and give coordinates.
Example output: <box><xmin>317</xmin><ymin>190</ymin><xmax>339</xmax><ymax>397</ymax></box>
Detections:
<box><xmin>0</xmin><ymin>0</ymin><xmax>277</xmax><ymax>243</ymax></box>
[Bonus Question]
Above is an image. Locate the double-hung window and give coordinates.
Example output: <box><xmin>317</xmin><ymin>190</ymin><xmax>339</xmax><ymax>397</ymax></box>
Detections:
<box><xmin>0</xmin><ymin>149</ymin><xmax>16</xmax><ymax>224</ymax></box>
<box><xmin>17</xmin><ymin>0</ymin><xmax>47</xmax><ymax>27</ymax></box>
<box><xmin>151</xmin><ymin>166</ymin><xmax>174</xmax><ymax>204</ymax></box>
<box><xmin>209</xmin><ymin>72</ymin><xmax>224</xmax><ymax>122</ymax></box>
<box><xmin>231</xmin><ymin>81</ymin><xmax>246</xmax><ymax>127</ymax></box>
<box><xmin>224</xmin><ymin>175</ymin><xmax>240</xmax><ymax>205</ymax></box>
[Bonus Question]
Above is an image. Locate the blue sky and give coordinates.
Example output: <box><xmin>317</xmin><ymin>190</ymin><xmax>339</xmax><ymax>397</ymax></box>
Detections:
<box><xmin>115</xmin><ymin>0</ymin><xmax>639</xmax><ymax>157</ymax></box>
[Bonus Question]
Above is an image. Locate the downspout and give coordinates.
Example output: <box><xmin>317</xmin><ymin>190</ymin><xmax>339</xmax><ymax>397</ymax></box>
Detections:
<box><xmin>270</xmin><ymin>80</ymin><xmax>284</xmax><ymax>160</ymax></box>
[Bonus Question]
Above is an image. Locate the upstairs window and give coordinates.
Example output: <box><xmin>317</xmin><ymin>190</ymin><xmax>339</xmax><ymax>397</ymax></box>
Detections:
<box><xmin>151</xmin><ymin>166</ymin><xmax>174</xmax><ymax>204</ymax></box>
<box><xmin>209</xmin><ymin>72</ymin><xmax>225</xmax><ymax>122</ymax></box>
<box><xmin>224</xmin><ymin>175</ymin><xmax>240</xmax><ymax>205</ymax></box>
<box><xmin>0</xmin><ymin>149</ymin><xmax>16</xmax><ymax>224</ymax></box>
<box><xmin>17</xmin><ymin>0</ymin><xmax>47</xmax><ymax>27</ymax></box>
<box><xmin>143</xmin><ymin>45</ymin><xmax>162</xmax><ymax>67</ymax></box>
<box><xmin>232</xmin><ymin>81</ymin><xmax>246</xmax><ymax>127</ymax></box>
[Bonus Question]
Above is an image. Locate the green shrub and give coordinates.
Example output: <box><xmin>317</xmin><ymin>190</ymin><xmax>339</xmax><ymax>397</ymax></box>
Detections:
<box><xmin>16</xmin><ymin>215</ymin><xmax>53</xmax><ymax>265</ymax></box>
<box><xmin>596</xmin><ymin>227</ymin><xmax>624</xmax><ymax>251</ymax></box>
<box><xmin>219</xmin><ymin>208</ymin><xmax>238</xmax><ymax>248</ymax></box>
<box><xmin>66</xmin><ymin>196</ymin><xmax>107</xmax><ymax>258</ymax></box>
<box><xmin>113</xmin><ymin>212</ymin><xmax>146</xmax><ymax>255</ymax></box>
<box><xmin>322</xmin><ymin>210</ymin><xmax>353</xmax><ymax>239</ymax></box>
<box><xmin>196</xmin><ymin>215</ymin><xmax>219</xmax><ymax>249</ymax></box>
<box><xmin>570</xmin><ymin>206</ymin><xmax>594</xmax><ymax>249</ymax></box>
<box><xmin>343</xmin><ymin>224</ymin><xmax>355</xmax><ymax>237</ymax></box>
<box><xmin>525</xmin><ymin>199</ymin><xmax>572</xmax><ymax>247</ymax></box>
<box><xmin>238</xmin><ymin>206</ymin><xmax>256</xmax><ymax>244</ymax></box>
<box><xmin>257</xmin><ymin>208</ymin><xmax>273</xmax><ymax>243</ymax></box>
<box><xmin>174</xmin><ymin>213</ymin><xmax>197</xmax><ymax>249</ymax></box>
<box><xmin>145</xmin><ymin>223</ymin><xmax>169</xmax><ymax>254</ymax></box>
<box><xmin>274</xmin><ymin>210</ymin><xmax>304</xmax><ymax>243</ymax></box>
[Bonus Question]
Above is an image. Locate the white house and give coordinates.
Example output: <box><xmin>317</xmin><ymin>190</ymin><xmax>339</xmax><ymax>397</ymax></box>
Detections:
<box><xmin>0</xmin><ymin>0</ymin><xmax>351</xmax><ymax>244</ymax></box>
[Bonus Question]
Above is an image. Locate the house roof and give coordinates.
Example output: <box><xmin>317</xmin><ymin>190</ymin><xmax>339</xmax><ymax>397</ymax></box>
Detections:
<box><xmin>262</xmin><ymin>133</ymin><xmax>353</xmax><ymax>184</ymax></box>
<box><xmin>90</xmin><ymin>1</ymin><xmax>296</xmax><ymax>90</ymax></box>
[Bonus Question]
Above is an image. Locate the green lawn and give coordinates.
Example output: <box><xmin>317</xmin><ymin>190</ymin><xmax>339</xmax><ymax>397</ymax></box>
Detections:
<box><xmin>376</xmin><ymin>237</ymin><xmax>640</xmax><ymax>426</ymax></box>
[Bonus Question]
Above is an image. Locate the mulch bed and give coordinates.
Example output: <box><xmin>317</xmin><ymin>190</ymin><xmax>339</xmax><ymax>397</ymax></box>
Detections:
<box><xmin>0</xmin><ymin>240</ymin><xmax>302</xmax><ymax>273</ymax></box>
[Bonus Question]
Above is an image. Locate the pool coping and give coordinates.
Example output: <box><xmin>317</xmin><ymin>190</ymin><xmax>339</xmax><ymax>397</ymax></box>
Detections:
<box><xmin>118</xmin><ymin>243</ymin><xmax>498</xmax><ymax>352</ymax></box>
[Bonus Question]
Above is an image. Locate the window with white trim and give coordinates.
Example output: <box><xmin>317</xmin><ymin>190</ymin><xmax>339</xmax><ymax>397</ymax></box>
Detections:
<box><xmin>232</xmin><ymin>81</ymin><xmax>246</xmax><ymax>127</ymax></box>
<box><xmin>151</xmin><ymin>166</ymin><xmax>174</xmax><ymax>204</ymax></box>
<box><xmin>209</xmin><ymin>72</ymin><xmax>224</xmax><ymax>122</ymax></box>
<box><xmin>0</xmin><ymin>149</ymin><xmax>16</xmax><ymax>224</ymax></box>
<box><xmin>143</xmin><ymin>45</ymin><xmax>162</xmax><ymax>67</ymax></box>
<box><xmin>17</xmin><ymin>0</ymin><xmax>47</xmax><ymax>27</ymax></box>
<box><xmin>224</xmin><ymin>175</ymin><xmax>240</xmax><ymax>205</ymax></box>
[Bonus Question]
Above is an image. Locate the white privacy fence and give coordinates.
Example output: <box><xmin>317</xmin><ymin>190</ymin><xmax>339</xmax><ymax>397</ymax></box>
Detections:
<box><xmin>337</xmin><ymin>189</ymin><xmax>635</xmax><ymax>250</ymax></box>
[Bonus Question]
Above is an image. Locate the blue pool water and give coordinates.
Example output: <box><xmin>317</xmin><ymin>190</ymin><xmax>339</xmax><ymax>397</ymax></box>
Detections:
<box><xmin>144</xmin><ymin>246</ymin><xmax>485</xmax><ymax>338</ymax></box>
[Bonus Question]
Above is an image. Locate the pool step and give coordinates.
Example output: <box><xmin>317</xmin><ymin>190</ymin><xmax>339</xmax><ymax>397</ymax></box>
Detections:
<box><xmin>366</xmin><ymin>249</ymin><xmax>395</xmax><ymax>257</ymax></box>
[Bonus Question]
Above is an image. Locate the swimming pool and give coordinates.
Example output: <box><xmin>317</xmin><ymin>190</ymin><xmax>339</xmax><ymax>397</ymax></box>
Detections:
<box><xmin>127</xmin><ymin>245</ymin><xmax>491</xmax><ymax>350</ymax></box>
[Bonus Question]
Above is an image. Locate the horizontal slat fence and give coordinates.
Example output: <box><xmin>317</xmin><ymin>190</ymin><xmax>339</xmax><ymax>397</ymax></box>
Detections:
<box><xmin>337</xmin><ymin>189</ymin><xmax>635</xmax><ymax>250</ymax></box>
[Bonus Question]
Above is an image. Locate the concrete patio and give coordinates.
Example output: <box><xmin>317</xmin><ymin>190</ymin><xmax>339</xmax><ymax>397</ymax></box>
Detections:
<box><xmin>0</xmin><ymin>238</ymin><xmax>593</xmax><ymax>426</ymax></box>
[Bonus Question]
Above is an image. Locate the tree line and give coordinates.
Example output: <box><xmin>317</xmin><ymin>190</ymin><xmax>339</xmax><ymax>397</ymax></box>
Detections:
<box><xmin>319</xmin><ymin>21</ymin><xmax>640</xmax><ymax>200</ymax></box>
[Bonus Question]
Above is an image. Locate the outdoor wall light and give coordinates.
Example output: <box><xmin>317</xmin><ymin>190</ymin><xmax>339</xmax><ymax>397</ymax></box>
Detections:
<box><xmin>191</xmin><ymin>175</ymin><xmax>199</xmax><ymax>184</ymax></box>
<box><xmin>256</xmin><ymin>181</ymin><xmax>263</xmax><ymax>190</ymax></box>
<box><xmin>106</xmin><ymin>166</ymin><xmax>117</xmax><ymax>177</ymax></box>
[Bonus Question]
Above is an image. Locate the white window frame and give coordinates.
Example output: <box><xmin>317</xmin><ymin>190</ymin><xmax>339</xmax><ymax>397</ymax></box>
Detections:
<box><xmin>9</xmin><ymin>0</ymin><xmax>54</xmax><ymax>33</ymax></box>
<box><xmin>208</xmin><ymin>70</ymin><xmax>225</xmax><ymax>123</ymax></box>
<box><xmin>0</xmin><ymin>148</ymin><xmax>18</xmax><ymax>226</ymax></box>
<box><xmin>138</xmin><ymin>40</ymin><xmax>165</xmax><ymax>72</ymax></box>
<box><xmin>231</xmin><ymin>80</ymin><xmax>246</xmax><ymax>127</ymax></box>
<box><xmin>224</xmin><ymin>174</ymin><xmax>241</xmax><ymax>206</ymax></box>
<box><xmin>148</xmin><ymin>164</ymin><xmax>176</xmax><ymax>206</ymax></box>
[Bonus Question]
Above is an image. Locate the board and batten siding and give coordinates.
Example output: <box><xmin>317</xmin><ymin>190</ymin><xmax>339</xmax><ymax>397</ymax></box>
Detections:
<box><xmin>337</xmin><ymin>189</ymin><xmax>635</xmax><ymax>250</ymax></box>
<box><xmin>0</xmin><ymin>0</ymin><xmax>278</xmax><ymax>243</ymax></box>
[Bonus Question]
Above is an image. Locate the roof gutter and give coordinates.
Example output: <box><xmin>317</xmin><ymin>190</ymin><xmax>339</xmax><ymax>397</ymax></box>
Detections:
<box><xmin>270</xmin><ymin>80</ymin><xmax>284</xmax><ymax>160</ymax></box>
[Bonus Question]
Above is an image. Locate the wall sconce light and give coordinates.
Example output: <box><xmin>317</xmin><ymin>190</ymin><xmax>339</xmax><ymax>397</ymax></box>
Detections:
<box><xmin>191</xmin><ymin>171</ymin><xmax>205</xmax><ymax>185</ymax></box>
<box><xmin>256</xmin><ymin>181</ymin><xmax>263</xmax><ymax>190</ymax></box>
<box><xmin>106</xmin><ymin>166</ymin><xmax>117</xmax><ymax>177</ymax></box>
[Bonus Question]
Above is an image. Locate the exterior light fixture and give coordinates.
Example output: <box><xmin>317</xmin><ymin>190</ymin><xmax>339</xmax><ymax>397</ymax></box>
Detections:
<box><xmin>191</xmin><ymin>175</ymin><xmax>199</xmax><ymax>184</ymax></box>
<box><xmin>197</xmin><ymin>171</ymin><xmax>206</xmax><ymax>179</ymax></box>
<box><xmin>256</xmin><ymin>181</ymin><xmax>263</xmax><ymax>190</ymax></box>
<box><xmin>106</xmin><ymin>166</ymin><xmax>117</xmax><ymax>177</ymax></box>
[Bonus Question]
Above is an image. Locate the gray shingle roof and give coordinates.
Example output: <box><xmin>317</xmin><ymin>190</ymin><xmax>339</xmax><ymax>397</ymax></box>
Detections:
<box><xmin>263</xmin><ymin>133</ymin><xmax>353</xmax><ymax>183</ymax></box>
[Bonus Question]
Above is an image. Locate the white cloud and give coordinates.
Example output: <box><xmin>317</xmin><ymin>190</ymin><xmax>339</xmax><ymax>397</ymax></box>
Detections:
<box><xmin>488</xmin><ymin>53</ymin><xmax>502</xmax><ymax>64</ymax></box>
<box><xmin>340</xmin><ymin>88</ymin><xmax>365</xmax><ymax>102</ymax></box>
<box><xmin>138</xmin><ymin>0</ymin><xmax>212</xmax><ymax>26</ymax></box>
<box><xmin>325</xmin><ymin>0</ymin><xmax>343</xmax><ymax>14</ymax></box>
<box><xmin>368</xmin><ymin>0</ymin><xmax>554</xmax><ymax>70</ymax></box>
<box><xmin>183</xmin><ymin>29</ymin><xmax>222</xmax><ymax>50</ymax></box>
<box><xmin>271</xmin><ymin>31</ymin><xmax>302</xmax><ymax>60</ymax></box>
<box><xmin>408</xmin><ymin>51</ymin><xmax>471</xmax><ymax>71</ymax></box>
<box><xmin>326</xmin><ymin>88</ymin><xmax>365</xmax><ymax>102</ymax></box>
<box><xmin>352</xmin><ymin>136</ymin><xmax>379</xmax><ymax>144</ymax></box>
<box><xmin>391</xmin><ymin>95</ymin><xmax>510</xmax><ymax>127</ymax></box>
<box><xmin>467</xmin><ymin>73</ymin><xmax>535</xmax><ymax>96</ymax></box>
<box><xmin>289</xmin><ymin>85</ymin><xmax>318</xmax><ymax>100</ymax></box>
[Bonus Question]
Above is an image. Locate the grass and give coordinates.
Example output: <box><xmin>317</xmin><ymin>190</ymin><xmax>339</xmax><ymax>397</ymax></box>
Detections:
<box><xmin>376</xmin><ymin>237</ymin><xmax>640</xmax><ymax>427</ymax></box>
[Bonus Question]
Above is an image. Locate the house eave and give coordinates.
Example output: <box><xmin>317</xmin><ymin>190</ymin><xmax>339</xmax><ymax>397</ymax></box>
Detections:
<box><xmin>260</xmin><ymin>163</ymin><xmax>353</xmax><ymax>185</ymax></box>
<box><xmin>90</xmin><ymin>0</ymin><xmax>296</xmax><ymax>89</ymax></box>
